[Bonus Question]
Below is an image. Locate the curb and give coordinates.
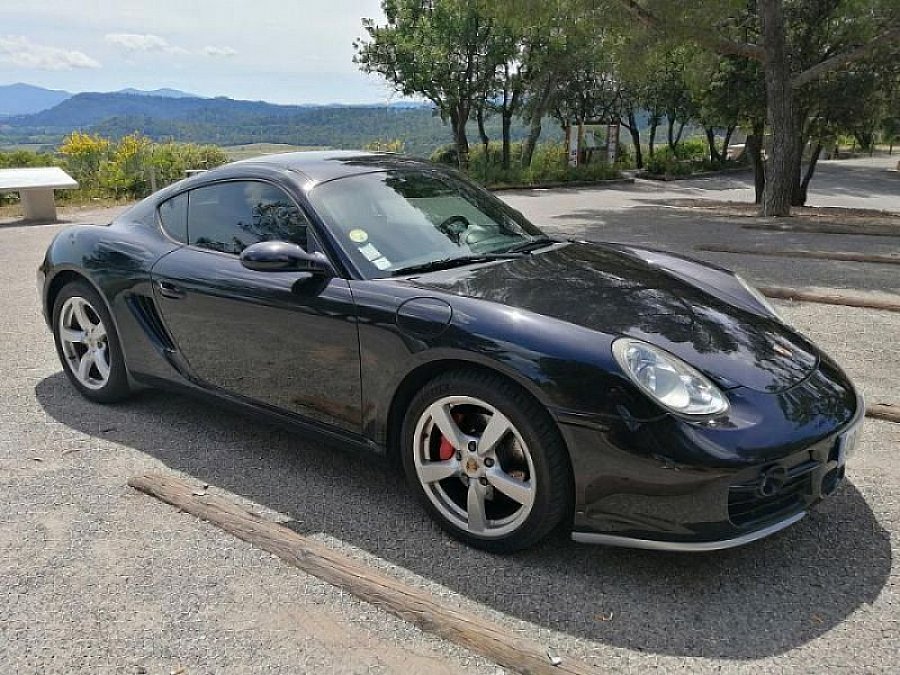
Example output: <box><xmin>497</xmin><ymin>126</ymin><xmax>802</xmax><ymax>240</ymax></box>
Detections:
<box><xmin>488</xmin><ymin>177</ymin><xmax>635</xmax><ymax>192</ymax></box>
<box><xmin>639</xmin><ymin>166</ymin><xmax>752</xmax><ymax>182</ymax></box>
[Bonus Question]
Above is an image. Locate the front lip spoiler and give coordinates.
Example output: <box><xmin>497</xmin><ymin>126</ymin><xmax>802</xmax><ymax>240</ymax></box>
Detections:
<box><xmin>571</xmin><ymin>511</ymin><xmax>806</xmax><ymax>552</ymax></box>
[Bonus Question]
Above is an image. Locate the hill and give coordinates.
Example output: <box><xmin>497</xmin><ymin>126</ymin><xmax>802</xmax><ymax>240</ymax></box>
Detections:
<box><xmin>115</xmin><ymin>88</ymin><xmax>199</xmax><ymax>98</ymax></box>
<box><xmin>1</xmin><ymin>91</ymin><xmax>561</xmax><ymax>155</ymax></box>
<box><xmin>0</xmin><ymin>83</ymin><xmax>71</xmax><ymax>116</ymax></box>
<box><xmin>10</xmin><ymin>92</ymin><xmax>300</xmax><ymax>127</ymax></box>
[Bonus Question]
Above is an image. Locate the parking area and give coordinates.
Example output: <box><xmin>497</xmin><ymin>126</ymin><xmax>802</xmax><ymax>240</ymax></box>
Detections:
<box><xmin>2</xmin><ymin>167</ymin><xmax>898</xmax><ymax>673</ymax></box>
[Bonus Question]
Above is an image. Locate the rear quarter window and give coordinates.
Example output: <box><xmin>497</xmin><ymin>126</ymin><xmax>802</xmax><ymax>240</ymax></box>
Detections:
<box><xmin>158</xmin><ymin>193</ymin><xmax>188</xmax><ymax>243</ymax></box>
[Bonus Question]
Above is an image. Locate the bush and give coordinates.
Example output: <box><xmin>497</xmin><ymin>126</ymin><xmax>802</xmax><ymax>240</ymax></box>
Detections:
<box><xmin>444</xmin><ymin>141</ymin><xmax>622</xmax><ymax>187</ymax></box>
<box><xmin>57</xmin><ymin>132</ymin><xmax>228</xmax><ymax>199</ymax></box>
<box><xmin>147</xmin><ymin>141</ymin><xmax>228</xmax><ymax>188</ymax></box>
<box><xmin>673</xmin><ymin>137</ymin><xmax>708</xmax><ymax>162</ymax></box>
<box><xmin>0</xmin><ymin>148</ymin><xmax>59</xmax><ymax>169</ymax></box>
<box><xmin>430</xmin><ymin>144</ymin><xmax>459</xmax><ymax>166</ymax></box>
<box><xmin>363</xmin><ymin>138</ymin><xmax>405</xmax><ymax>153</ymax></box>
<box><xmin>2</xmin><ymin>133</ymin><xmax>230</xmax><ymax>204</ymax></box>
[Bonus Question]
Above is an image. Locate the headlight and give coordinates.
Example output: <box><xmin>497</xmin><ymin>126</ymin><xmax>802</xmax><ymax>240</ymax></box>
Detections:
<box><xmin>735</xmin><ymin>274</ymin><xmax>782</xmax><ymax>321</ymax></box>
<box><xmin>612</xmin><ymin>338</ymin><xmax>729</xmax><ymax>416</ymax></box>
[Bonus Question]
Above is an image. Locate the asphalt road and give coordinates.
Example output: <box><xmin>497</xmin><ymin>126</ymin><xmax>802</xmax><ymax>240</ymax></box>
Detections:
<box><xmin>2</xmin><ymin>161</ymin><xmax>898</xmax><ymax>673</ymax></box>
<box><xmin>501</xmin><ymin>155</ymin><xmax>900</xmax><ymax>296</ymax></box>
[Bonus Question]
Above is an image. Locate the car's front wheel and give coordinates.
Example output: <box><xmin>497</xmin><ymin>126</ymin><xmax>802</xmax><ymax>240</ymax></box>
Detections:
<box><xmin>52</xmin><ymin>280</ymin><xmax>131</xmax><ymax>403</ymax></box>
<box><xmin>402</xmin><ymin>370</ymin><xmax>572</xmax><ymax>553</ymax></box>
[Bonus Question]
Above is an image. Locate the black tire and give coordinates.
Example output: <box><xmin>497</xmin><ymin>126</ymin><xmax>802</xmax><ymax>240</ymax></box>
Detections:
<box><xmin>401</xmin><ymin>369</ymin><xmax>572</xmax><ymax>553</ymax></box>
<box><xmin>52</xmin><ymin>280</ymin><xmax>132</xmax><ymax>404</ymax></box>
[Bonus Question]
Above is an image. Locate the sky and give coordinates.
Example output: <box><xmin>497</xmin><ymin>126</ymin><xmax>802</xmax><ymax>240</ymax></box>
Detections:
<box><xmin>0</xmin><ymin>0</ymin><xmax>402</xmax><ymax>104</ymax></box>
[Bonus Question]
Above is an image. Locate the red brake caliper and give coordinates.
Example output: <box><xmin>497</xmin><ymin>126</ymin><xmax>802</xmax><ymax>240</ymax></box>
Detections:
<box><xmin>437</xmin><ymin>413</ymin><xmax>462</xmax><ymax>460</ymax></box>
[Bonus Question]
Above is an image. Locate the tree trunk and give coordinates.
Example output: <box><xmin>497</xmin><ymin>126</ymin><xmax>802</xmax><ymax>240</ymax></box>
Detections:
<box><xmin>501</xmin><ymin>112</ymin><xmax>513</xmax><ymax>170</ymax></box>
<box><xmin>721</xmin><ymin>125</ymin><xmax>737</xmax><ymax>161</ymax></box>
<box><xmin>476</xmin><ymin>106</ymin><xmax>490</xmax><ymax>157</ymax></box>
<box><xmin>450</xmin><ymin>106</ymin><xmax>470</xmax><ymax>170</ymax></box>
<box><xmin>648</xmin><ymin>115</ymin><xmax>659</xmax><ymax>158</ymax></box>
<box><xmin>746</xmin><ymin>121</ymin><xmax>766</xmax><ymax>204</ymax></box>
<box><xmin>521</xmin><ymin>75</ymin><xmax>556</xmax><ymax>168</ymax></box>
<box><xmin>795</xmin><ymin>141</ymin><xmax>822</xmax><ymax>206</ymax></box>
<box><xmin>667</xmin><ymin>114</ymin><xmax>677</xmax><ymax>152</ymax></box>
<box><xmin>759</xmin><ymin>0</ymin><xmax>795</xmax><ymax>217</ymax></box>
<box><xmin>705</xmin><ymin>127</ymin><xmax>721</xmax><ymax>163</ymax></box>
<box><xmin>625</xmin><ymin>110</ymin><xmax>643</xmax><ymax>169</ymax></box>
<box><xmin>673</xmin><ymin>120</ymin><xmax>686</xmax><ymax>149</ymax></box>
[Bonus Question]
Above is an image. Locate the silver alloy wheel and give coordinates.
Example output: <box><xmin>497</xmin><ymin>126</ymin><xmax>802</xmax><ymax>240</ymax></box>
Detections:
<box><xmin>413</xmin><ymin>395</ymin><xmax>537</xmax><ymax>538</ymax></box>
<box><xmin>58</xmin><ymin>296</ymin><xmax>111</xmax><ymax>391</ymax></box>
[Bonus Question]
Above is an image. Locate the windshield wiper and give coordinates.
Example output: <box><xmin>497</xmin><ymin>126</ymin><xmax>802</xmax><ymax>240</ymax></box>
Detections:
<box><xmin>502</xmin><ymin>236</ymin><xmax>556</xmax><ymax>254</ymax></box>
<box><xmin>390</xmin><ymin>253</ymin><xmax>523</xmax><ymax>277</ymax></box>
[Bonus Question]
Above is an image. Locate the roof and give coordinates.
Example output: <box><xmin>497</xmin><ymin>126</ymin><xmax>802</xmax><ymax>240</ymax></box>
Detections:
<box><xmin>0</xmin><ymin>167</ymin><xmax>78</xmax><ymax>192</ymax></box>
<box><xmin>231</xmin><ymin>150</ymin><xmax>434</xmax><ymax>184</ymax></box>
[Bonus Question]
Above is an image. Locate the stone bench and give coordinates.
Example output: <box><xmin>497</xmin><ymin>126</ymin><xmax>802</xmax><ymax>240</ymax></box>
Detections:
<box><xmin>0</xmin><ymin>167</ymin><xmax>78</xmax><ymax>222</ymax></box>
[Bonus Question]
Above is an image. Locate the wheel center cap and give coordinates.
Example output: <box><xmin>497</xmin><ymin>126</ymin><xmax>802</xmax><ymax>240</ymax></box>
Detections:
<box><xmin>464</xmin><ymin>458</ymin><xmax>480</xmax><ymax>476</ymax></box>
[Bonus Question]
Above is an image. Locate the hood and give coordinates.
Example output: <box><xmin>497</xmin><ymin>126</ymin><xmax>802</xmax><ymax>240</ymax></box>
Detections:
<box><xmin>403</xmin><ymin>242</ymin><xmax>818</xmax><ymax>393</ymax></box>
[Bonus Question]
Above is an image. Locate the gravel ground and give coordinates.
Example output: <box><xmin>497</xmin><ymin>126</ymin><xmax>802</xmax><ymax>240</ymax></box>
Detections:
<box><xmin>2</xmin><ymin>169</ymin><xmax>899</xmax><ymax>674</ymax></box>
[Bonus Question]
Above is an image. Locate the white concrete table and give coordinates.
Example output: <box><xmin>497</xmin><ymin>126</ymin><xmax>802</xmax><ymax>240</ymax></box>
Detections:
<box><xmin>0</xmin><ymin>167</ymin><xmax>78</xmax><ymax>221</ymax></box>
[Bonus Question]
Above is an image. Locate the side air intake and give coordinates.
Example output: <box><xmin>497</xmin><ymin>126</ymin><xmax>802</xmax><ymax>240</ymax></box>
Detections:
<box><xmin>127</xmin><ymin>294</ymin><xmax>176</xmax><ymax>351</ymax></box>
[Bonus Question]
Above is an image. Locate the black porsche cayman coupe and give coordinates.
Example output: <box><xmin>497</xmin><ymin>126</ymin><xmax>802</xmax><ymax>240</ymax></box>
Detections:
<box><xmin>38</xmin><ymin>151</ymin><xmax>863</xmax><ymax>552</ymax></box>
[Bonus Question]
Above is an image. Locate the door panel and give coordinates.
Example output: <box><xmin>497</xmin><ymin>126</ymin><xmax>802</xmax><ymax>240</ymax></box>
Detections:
<box><xmin>151</xmin><ymin>247</ymin><xmax>362</xmax><ymax>432</ymax></box>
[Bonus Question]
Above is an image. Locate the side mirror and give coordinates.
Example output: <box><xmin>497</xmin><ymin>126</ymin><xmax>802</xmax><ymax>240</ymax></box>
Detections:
<box><xmin>240</xmin><ymin>241</ymin><xmax>334</xmax><ymax>276</ymax></box>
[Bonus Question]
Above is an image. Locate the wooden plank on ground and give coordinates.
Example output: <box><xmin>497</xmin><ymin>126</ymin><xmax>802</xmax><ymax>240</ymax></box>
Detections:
<box><xmin>696</xmin><ymin>244</ymin><xmax>900</xmax><ymax>266</ymax></box>
<box><xmin>867</xmin><ymin>404</ymin><xmax>900</xmax><ymax>424</ymax></box>
<box><xmin>759</xmin><ymin>286</ymin><xmax>900</xmax><ymax>313</ymax></box>
<box><xmin>128</xmin><ymin>473</ymin><xmax>600</xmax><ymax>675</ymax></box>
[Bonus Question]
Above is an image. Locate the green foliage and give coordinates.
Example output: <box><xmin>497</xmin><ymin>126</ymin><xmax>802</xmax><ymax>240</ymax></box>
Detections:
<box><xmin>11</xmin><ymin>132</ymin><xmax>228</xmax><ymax>201</ymax></box>
<box><xmin>643</xmin><ymin>138</ymin><xmax>728</xmax><ymax>177</ymax></box>
<box><xmin>0</xmin><ymin>148</ymin><xmax>58</xmax><ymax>168</ymax></box>
<box><xmin>363</xmin><ymin>138</ymin><xmax>405</xmax><ymax>153</ymax></box>
<box><xmin>58</xmin><ymin>131</ymin><xmax>110</xmax><ymax>192</ymax></box>
<box><xmin>355</xmin><ymin>0</ymin><xmax>511</xmax><ymax>164</ymax></box>
<box><xmin>97</xmin><ymin>133</ymin><xmax>151</xmax><ymax>197</ymax></box>
<box><xmin>147</xmin><ymin>141</ymin><xmax>228</xmax><ymax>187</ymax></box>
<box><xmin>434</xmin><ymin>141</ymin><xmax>622</xmax><ymax>186</ymax></box>
<box><xmin>644</xmin><ymin>151</ymin><xmax>691</xmax><ymax>177</ymax></box>
<box><xmin>671</xmin><ymin>138</ymin><xmax>708</xmax><ymax>162</ymax></box>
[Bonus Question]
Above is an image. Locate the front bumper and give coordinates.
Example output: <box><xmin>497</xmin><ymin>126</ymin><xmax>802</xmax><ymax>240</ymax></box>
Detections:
<box><xmin>560</xmin><ymin>360</ymin><xmax>864</xmax><ymax>551</ymax></box>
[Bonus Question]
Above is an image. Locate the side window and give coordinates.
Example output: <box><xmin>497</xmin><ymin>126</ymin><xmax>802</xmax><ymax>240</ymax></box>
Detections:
<box><xmin>186</xmin><ymin>181</ymin><xmax>312</xmax><ymax>255</ymax></box>
<box><xmin>158</xmin><ymin>192</ymin><xmax>188</xmax><ymax>243</ymax></box>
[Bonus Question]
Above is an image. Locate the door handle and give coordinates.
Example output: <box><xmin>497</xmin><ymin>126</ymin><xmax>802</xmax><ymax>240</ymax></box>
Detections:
<box><xmin>157</xmin><ymin>280</ymin><xmax>186</xmax><ymax>299</ymax></box>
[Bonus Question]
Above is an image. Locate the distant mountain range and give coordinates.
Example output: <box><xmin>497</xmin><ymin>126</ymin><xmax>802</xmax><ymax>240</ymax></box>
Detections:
<box><xmin>0</xmin><ymin>83</ymin><xmax>549</xmax><ymax>155</ymax></box>
<box><xmin>115</xmin><ymin>87</ymin><xmax>201</xmax><ymax>99</ymax></box>
<box><xmin>0</xmin><ymin>83</ymin><xmax>200</xmax><ymax>116</ymax></box>
<box><xmin>0</xmin><ymin>83</ymin><xmax>72</xmax><ymax>116</ymax></box>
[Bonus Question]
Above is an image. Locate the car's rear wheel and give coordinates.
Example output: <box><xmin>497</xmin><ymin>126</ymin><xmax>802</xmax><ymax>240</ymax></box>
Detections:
<box><xmin>52</xmin><ymin>280</ymin><xmax>131</xmax><ymax>403</ymax></box>
<box><xmin>401</xmin><ymin>370</ymin><xmax>572</xmax><ymax>553</ymax></box>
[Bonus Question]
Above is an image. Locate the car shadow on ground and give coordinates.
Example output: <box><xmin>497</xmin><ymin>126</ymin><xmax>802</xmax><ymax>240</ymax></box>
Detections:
<box><xmin>36</xmin><ymin>372</ymin><xmax>891</xmax><ymax>660</ymax></box>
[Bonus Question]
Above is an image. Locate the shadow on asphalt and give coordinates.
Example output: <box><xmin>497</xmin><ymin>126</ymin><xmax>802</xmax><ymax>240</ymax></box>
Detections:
<box><xmin>540</xmin><ymin>205</ymin><xmax>900</xmax><ymax>295</ymax></box>
<box><xmin>36</xmin><ymin>372</ymin><xmax>891</xmax><ymax>659</ymax></box>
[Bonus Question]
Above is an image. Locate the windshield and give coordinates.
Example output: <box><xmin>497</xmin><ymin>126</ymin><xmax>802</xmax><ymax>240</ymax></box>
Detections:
<box><xmin>307</xmin><ymin>169</ymin><xmax>547</xmax><ymax>278</ymax></box>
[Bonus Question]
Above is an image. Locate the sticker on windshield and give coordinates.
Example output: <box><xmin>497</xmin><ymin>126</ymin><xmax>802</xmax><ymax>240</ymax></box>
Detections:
<box><xmin>372</xmin><ymin>257</ymin><xmax>391</xmax><ymax>270</ymax></box>
<box><xmin>349</xmin><ymin>229</ymin><xmax>369</xmax><ymax>243</ymax></box>
<box><xmin>359</xmin><ymin>243</ymin><xmax>382</xmax><ymax>261</ymax></box>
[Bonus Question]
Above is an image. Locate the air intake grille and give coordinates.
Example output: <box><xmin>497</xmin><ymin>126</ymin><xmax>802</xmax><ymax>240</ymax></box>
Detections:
<box><xmin>728</xmin><ymin>463</ymin><xmax>816</xmax><ymax>527</ymax></box>
<box><xmin>128</xmin><ymin>294</ymin><xmax>176</xmax><ymax>351</ymax></box>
